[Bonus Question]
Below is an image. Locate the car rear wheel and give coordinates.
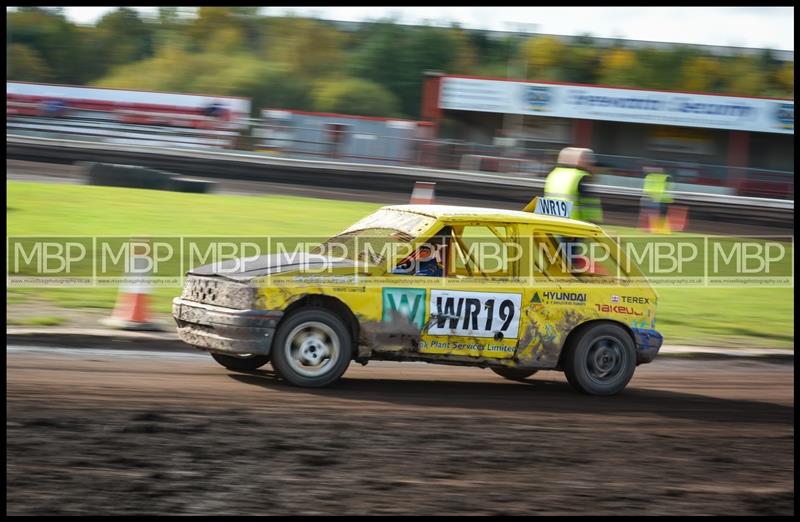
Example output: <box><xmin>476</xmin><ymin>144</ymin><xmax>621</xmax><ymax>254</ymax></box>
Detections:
<box><xmin>271</xmin><ymin>307</ymin><xmax>353</xmax><ymax>388</ymax></box>
<box><xmin>563</xmin><ymin>323</ymin><xmax>636</xmax><ymax>396</ymax></box>
<box><xmin>211</xmin><ymin>352</ymin><xmax>271</xmax><ymax>372</ymax></box>
<box><xmin>491</xmin><ymin>367</ymin><xmax>538</xmax><ymax>381</ymax></box>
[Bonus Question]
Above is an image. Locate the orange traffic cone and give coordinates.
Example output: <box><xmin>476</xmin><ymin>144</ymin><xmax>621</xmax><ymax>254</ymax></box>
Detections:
<box><xmin>102</xmin><ymin>240</ymin><xmax>163</xmax><ymax>331</ymax></box>
<box><xmin>667</xmin><ymin>205</ymin><xmax>689</xmax><ymax>232</ymax></box>
<box><xmin>410</xmin><ymin>181</ymin><xmax>436</xmax><ymax>204</ymax></box>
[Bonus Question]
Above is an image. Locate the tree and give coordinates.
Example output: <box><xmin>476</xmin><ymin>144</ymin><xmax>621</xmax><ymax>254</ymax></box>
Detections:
<box><xmin>7</xmin><ymin>7</ymin><xmax>85</xmax><ymax>83</ymax></box>
<box><xmin>348</xmin><ymin>23</ymin><xmax>458</xmax><ymax>117</ymax></box>
<box><xmin>681</xmin><ymin>56</ymin><xmax>725</xmax><ymax>93</ymax></box>
<box><xmin>774</xmin><ymin>61</ymin><xmax>794</xmax><ymax>97</ymax></box>
<box><xmin>313</xmin><ymin>78</ymin><xmax>400</xmax><ymax>117</ymax></box>
<box><xmin>264</xmin><ymin>17</ymin><xmax>345</xmax><ymax>79</ymax></box>
<box><xmin>448</xmin><ymin>25</ymin><xmax>478</xmax><ymax>74</ymax></box>
<box><xmin>561</xmin><ymin>45</ymin><xmax>600</xmax><ymax>84</ymax></box>
<box><xmin>723</xmin><ymin>55</ymin><xmax>768</xmax><ymax>97</ymax></box>
<box><xmin>597</xmin><ymin>48</ymin><xmax>640</xmax><ymax>87</ymax></box>
<box><xmin>634</xmin><ymin>47</ymin><xmax>690</xmax><ymax>90</ymax></box>
<box><xmin>522</xmin><ymin>35</ymin><xmax>566</xmax><ymax>81</ymax></box>
<box><xmin>7</xmin><ymin>43</ymin><xmax>51</xmax><ymax>81</ymax></box>
<box><xmin>96</xmin><ymin>46</ymin><xmax>312</xmax><ymax>117</ymax></box>
<box><xmin>94</xmin><ymin>8</ymin><xmax>155</xmax><ymax>70</ymax></box>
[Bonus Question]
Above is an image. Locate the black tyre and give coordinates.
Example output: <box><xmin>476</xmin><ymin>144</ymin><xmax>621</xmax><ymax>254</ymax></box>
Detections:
<box><xmin>211</xmin><ymin>352</ymin><xmax>271</xmax><ymax>372</ymax></box>
<box><xmin>563</xmin><ymin>323</ymin><xmax>636</xmax><ymax>396</ymax></box>
<box><xmin>491</xmin><ymin>367</ymin><xmax>538</xmax><ymax>381</ymax></box>
<box><xmin>271</xmin><ymin>307</ymin><xmax>353</xmax><ymax>388</ymax></box>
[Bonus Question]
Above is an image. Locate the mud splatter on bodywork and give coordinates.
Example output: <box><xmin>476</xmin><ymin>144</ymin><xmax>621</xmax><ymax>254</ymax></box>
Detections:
<box><xmin>359</xmin><ymin>312</ymin><xmax>422</xmax><ymax>354</ymax></box>
<box><xmin>515</xmin><ymin>305</ymin><xmax>594</xmax><ymax>368</ymax></box>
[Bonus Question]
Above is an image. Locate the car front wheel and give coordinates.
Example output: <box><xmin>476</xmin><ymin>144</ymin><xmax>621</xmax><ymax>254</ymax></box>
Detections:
<box><xmin>271</xmin><ymin>307</ymin><xmax>353</xmax><ymax>388</ymax></box>
<box><xmin>563</xmin><ymin>323</ymin><xmax>636</xmax><ymax>396</ymax></box>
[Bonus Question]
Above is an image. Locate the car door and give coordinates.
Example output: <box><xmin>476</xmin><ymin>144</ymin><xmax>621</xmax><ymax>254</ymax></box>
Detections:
<box><xmin>513</xmin><ymin>226</ymin><xmax>614</xmax><ymax>368</ymax></box>
<box><xmin>420</xmin><ymin>222</ymin><xmax>524</xmax><ymax>359</ymax></box>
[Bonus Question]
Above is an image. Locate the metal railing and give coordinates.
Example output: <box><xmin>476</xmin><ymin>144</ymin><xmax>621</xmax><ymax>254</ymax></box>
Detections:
<box><xmin>6</xmin><ymin>111</ymin><xmax>794</xmax><ymax>200</ymax></box>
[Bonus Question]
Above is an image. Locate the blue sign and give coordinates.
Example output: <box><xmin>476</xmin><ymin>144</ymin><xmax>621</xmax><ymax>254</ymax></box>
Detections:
<box><xmin>526</xmin><ymin>86</ymin><xmax>551</xmax><ymax>111</ymax></box>
<box><xmin>776</xmin><ymin>103</ymin><xmax>794</xmax><ymax>130</ymax></box>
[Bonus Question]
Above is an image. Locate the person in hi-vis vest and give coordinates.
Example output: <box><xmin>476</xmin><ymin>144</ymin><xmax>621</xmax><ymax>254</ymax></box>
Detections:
<box><xmin>543</xmin><ymin>147</ymin><xmax>603</xmax><ymax>223</ymax></box>
<box><xmin>641</xmin><ymin>167</ymin><xmax>674</xmax><ymax>232</ymax></box>
<box><xmin>543</xmin><ymin>148</ymin><xmax>604</xmax><ymax>274</ymax></box>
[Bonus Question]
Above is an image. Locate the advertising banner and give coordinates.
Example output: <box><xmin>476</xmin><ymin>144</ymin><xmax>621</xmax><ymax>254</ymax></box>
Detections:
<box><xmin>439</xmin><ymin>77</ymin><xmax>793</xmax><ymax>134</ymax></box>
<box><xmin>7</xmin><ymin>82</ymin><xmax>252</xmax><ymax>122</ymax></box>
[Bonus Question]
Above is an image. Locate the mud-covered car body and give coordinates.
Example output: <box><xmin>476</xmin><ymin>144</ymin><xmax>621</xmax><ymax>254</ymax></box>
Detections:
<box><xmin>173</xmin><ymin>203</ymin><xmax>662</xmax><ymax>393</ymax></box>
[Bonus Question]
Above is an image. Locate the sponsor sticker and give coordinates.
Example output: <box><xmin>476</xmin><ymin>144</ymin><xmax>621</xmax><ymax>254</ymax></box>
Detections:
<box><xmin>382</xmin><ymin>288</ymin><xmax>427</xmax><ymax>330</ymax></box>
<box><xmin>595</xmin><ymin>304</ymin><xmax>643</xmax><ymax>316</ymax></box>
<box><xmin>532</xmin><ymin>291</ymin><xmax>587</xmax><ymax>306</ymax></box>
<box><xmin>429</xmin><ymin>290</ymin><xmax>521</xmax><ymax>339</ymax></box>
<box><xmin>619</xmin><ymin>295</ymin><xmax>650</xmax><ymax>305</ymax></box>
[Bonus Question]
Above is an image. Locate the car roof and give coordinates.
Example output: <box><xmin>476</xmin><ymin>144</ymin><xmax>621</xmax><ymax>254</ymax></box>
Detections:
<box><xmin>382</xmin><ymin>204</ymin><xmax>602</xmax><ymax>231</ymax></box>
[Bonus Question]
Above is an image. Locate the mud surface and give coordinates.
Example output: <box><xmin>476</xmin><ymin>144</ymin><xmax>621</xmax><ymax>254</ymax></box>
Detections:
<box><xmin>6</xmin><ymin>348</ymin><xmax>794</xmax><ymax>515</ymax></box>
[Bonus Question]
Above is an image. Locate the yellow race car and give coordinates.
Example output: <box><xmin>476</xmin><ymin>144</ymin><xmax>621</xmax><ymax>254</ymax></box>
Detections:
<box><xmin>172</xmin><ymin>198</ymin><xmax>662</xmax><ymax>395</ymax></box>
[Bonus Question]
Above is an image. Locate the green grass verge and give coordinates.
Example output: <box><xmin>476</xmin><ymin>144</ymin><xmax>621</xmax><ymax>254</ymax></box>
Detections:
<box><xmin>7</xmin><ymin>180</ymin><xmax>794</xmax><ymax>348</ymax></box>
<box><xmin>8</xmin><ymin>316</ymin><xmax>67</xmax><ymax>327</ymax></box>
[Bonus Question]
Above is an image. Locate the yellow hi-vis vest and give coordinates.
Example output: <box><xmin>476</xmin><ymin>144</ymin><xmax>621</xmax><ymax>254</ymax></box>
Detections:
<box><xmin>544</xmin><ymin>167</ymin><xmax>602</xmax><ymax>222</ymax></box>
<box><xmin>643</xmin><ymin>173</ymin><xmax>674</xmax><ymax>204</ymax></box>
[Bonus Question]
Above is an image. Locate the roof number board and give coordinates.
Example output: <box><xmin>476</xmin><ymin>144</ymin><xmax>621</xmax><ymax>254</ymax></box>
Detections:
<box><xmin>535</xmin><ymin>198</ymin><xmax>573</xmax><ymax>218</ymax></box>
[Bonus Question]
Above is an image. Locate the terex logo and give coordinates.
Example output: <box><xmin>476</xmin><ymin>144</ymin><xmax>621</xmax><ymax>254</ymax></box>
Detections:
<box><xmin>619</xmin><ymin>296</ymin><xmax>650</xmax><ymax>305</ymax></box>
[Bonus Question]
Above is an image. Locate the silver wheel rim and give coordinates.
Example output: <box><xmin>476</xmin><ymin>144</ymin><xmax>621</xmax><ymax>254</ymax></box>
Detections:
<box><xmin>284</xmin><ymin>321</ymin><xmax>340</xmax><ymax>378</ymax></box>
<box><xmin>586</xmin><ymin>336</ymin><xmax>625</xmax><ymax>384</ymax></box>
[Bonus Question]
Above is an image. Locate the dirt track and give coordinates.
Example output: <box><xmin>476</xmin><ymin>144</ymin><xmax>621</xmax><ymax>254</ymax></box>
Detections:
<box><xmin>6</xmin><ymin>347</ymin><xmax>795</xmax><ymax>515</ymax></box>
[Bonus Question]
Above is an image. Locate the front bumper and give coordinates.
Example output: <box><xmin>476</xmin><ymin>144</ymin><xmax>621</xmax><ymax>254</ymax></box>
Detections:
<box><xmin>632</xmin><ymin>328</ymin><xmax>663</xmax><ymax>364</ymax></box>
<box><xmin>172</xmin><ymin>298</ymin><xmax>283</xmax><ymax>355</ymax></box>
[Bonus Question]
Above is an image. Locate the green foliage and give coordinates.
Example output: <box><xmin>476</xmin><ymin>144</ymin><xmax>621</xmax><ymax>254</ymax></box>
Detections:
<box><xmin>724</xmin><ymin>55</ymin><xmax>769</xmax><ymax>97</ymax></box>
<box><xmin>313</xmin><ymin>78</ymin><xmax>401</xmax><ymax>117</ymax></box>
<box><xmin>347</xmin><ymin>23</ymin><xmax>467</xmax><ymax>117</ymax></box>
<box><xmin>7</xmin><ymin>43</ymin><xmax>51</xmax><ymax>81</ymax></box>
<box><xmin>523</xmin><ymin>35</ymin><xmax>567</xmax><ymax>81</ymax></box>
<box><xmin>597</xmin><ymin>48</ymin><xmax>640</xmax><ymax>87</ymax></box>
<box><xmin>95</xmin><ymin>8</ymin><xmax>155</xmax><ymax>67</ymax></box>
<box><xmin>775</xmin><ymin>62</ymin><xmax>793</xmax><ymax>96</ymax></box>
<box><xmin>96</xmin><ymin>48</ymin><xmax>312</xmax><ymax>115</ymax></box>
<box><xmin>682</xmin><ymin>56</ymin><xmax>726</xmax><ymax>93</ymax></box>
<box><xmin>263</xmin><ymin>16</ymin><xmax>346</xmax><ymax>79</ymax></box>
<box><xmin>7</xmin><ymin>7</ymin><xmax>87</xmax><ymax>83</ymax></box>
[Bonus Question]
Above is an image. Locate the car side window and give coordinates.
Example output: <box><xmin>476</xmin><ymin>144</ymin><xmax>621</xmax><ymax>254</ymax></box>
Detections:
<box><xmin>448</xmin><ymin>224</ymin><xmax>517</xmax><ymax>279</ymax></box>
<box><xmin>531</xmin><ymin>231</ymin><xmax>626</xmax><ymax>283</ymax></box>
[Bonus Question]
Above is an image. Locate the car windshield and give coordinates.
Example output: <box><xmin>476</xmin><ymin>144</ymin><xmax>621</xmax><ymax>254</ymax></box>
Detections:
<box><xmin>339</xmin><ymin>208</ymin><xmax>438</xmax><ymax>237</ymax></box>
<box><xmin>316</xmin><ymin>228</ymin><xmax>418</xmax><ymax>265</ymax></box>
<box><xmin>314</xmin><ymin>209</ymin><xmax>439</xmax><ymax>265</ymax></box>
